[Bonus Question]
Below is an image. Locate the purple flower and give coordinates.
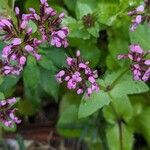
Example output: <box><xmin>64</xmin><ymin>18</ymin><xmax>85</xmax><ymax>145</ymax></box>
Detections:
<box><xmin>0</xmin><ymin>98</ymin><xmax>21</xmax><ymax>128</ymax></box>
<box><xmin>0</xmin><ymin>7</ymin><xmax>42</xmax><ymax>75</ymax></box>
<box><xmin>128</xmin><ymin>1</ymin><xmax>150</xmax><ymax>31</ymax></box>
<box><xmin>25</xmin><ymin>0</ymin><xmax>69</xmax><ymax>47</ymax></box>
<box><xmin>56</xmin><ymin>50</ymin><xmax>100</xmax><ymax>98</ymax></box>
<box><xmin>118</xmin><ymin>44</ymin><xmax>150</xmax><ymax>82</ymax></box>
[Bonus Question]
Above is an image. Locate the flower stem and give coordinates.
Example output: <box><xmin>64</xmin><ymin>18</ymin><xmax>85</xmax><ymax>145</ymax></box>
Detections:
<box><xmin>118</xmin><ymin>120</ymin><xmax>123</xmax><ymax>150</ymax></box>
<box><xmin>109</xmin><ymin>96</ymin><xmax>124</xmax><ymax>150</ymax></box>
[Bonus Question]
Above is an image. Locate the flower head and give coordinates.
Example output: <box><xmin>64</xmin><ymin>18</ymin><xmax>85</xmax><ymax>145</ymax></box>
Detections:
<box><xmin>56</xmin><ymin>50</ymin><xmax>99</xmax><ymax>98</ymax></box>
<box><xmin>0</xmin><ymin>97</ymin><xmax>21</xmax><ymax>128</ymax></box>
<box><xmin>0</xmin><ymin>7</ymin><xmax>42</xmax><ymax>75</ymax></box>
<box><xmin>118</xmin><ymin>44</ymin><xmax>150</xmax><ymax>82</ymax></box>
<box><xmin>128</xmin><ymin>1</ymin><xmax>150</xmax><ymax>31</ymax></box>
<box><xmin>24</xmin><ymin>0</ymin><xmax>69</xmax><ymax>47</ymax></box>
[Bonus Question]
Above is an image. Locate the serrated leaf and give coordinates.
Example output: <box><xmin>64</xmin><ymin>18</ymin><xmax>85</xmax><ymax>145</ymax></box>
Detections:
<box><xmin>103</xmin><ymin>69</ymin><xmax>128</xmax><ymax>86</ymax></box>
<box><xmin>111</xmin><ymin>78</ymin><xmax>149</xmax><ymax>97</ymax></box>
<box><xmin>103</xmin><ymin>69</ymin><xmax>149</xmax><ymax>98</ymax></box>
<box><xmin>78</xmin><ymin>91</ymin><xmax>110</xmax><ymax>118</ymax></box>
<box><xmin>97</xmin><ymin>2</ymin><xmax>119</xmax><ymax>26</ymax></box>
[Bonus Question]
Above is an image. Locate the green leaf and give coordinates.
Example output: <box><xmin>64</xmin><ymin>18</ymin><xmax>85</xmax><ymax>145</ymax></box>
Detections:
<box><xmin>103</xmin><ymin>96</ymin><xmax>133</xmax><ymax>124</ymax></box>
<box><xmin>108</xmin><ymin>25</ymin><xmax>129</xmax><ymax>61</ymax></box>
<box><xmin>39</xmin><ymin>47</ymin><xmax>66</xmax><ymax>68</ymax></box>
<box><xmin>0</xmin><ymin>76</ymin><xmax>19</xmax><ymax>93</ymax></box>
<box><xmin>28</xmin><ymin>20</ymin><xmax>37</xmax><ymax>33</ymax></box>
<box><xmin>0</xmin><ymin>92</ymin><xmax>5</xmax><ymax>100</ymax></box>
<box><xmin>78</xmin><ymin>91</ymin><xmax>110</xmax><ymax>118</ymax></box>
<box><xmin>23</xmin><ymin>56</ymin><xmax>40</xmax><ymax>89</ymax></box>
<box><xmin>0</xmin><ymin>0</ymin><xmax>15</xmax><ymax>19</ymax></box>
<box><xmin>8</xmin><ymin>0</ymin><xmax>16</xmax><ymax>9</ymax></box>
<box><xmin>63</xmin><ymin>0</ymin><xmax>76</xmax><ymax>12</ymax></box>
<box><xmin>25</xmin><ymin>0</ymin><xmax>40</xmax><ymax>12</ymax></box>
<box><xmin>103</xmin><ymin>69</ymin><xmax>128</xmax><ymax>86</ymax></box>
<box><xmin>97</xmin><ymin>0</ymin><xmax>131</xmax><ymax>26</ymax></box>
<box><xmin>23</xmin><ymin>56</ymin><xmax>41</xmax><ymax>105</ymax></box>
<box><xmin>0</xmin><ymin>76</ymin><xmax>4</xmax><ymax>85</ymax></box>
<box><xmin>97</xmin><ymin>2</ymin><xmax>119</xmax><ymax>26</ymax></box>
<box><xmin>111</xmin><ymin>77</ymin><xmax>149</xmax><ymax>97</ymax></box>
<box><xmin>76</xmin><ymin>2</ymin><xmax>92</xmax><ymax>20</ymax></box>
<box><xmin>103</xmin><ymin>69</ymin><xmax>149</xmax><ymax>97</ymax></box>
<box><xmin>57</xmin><ymin>93</ymin><xmax>83</xmax><ymax>138</ymax></box>
<box><xmin>130</xmin><ymin>23</ymin><xmax>150</xmax><ymax>50</ymax></box>
<box><xmin>38</xmin><ymin>55</ymin><xmax>57</xmax><ymax>72</ymax></box>
<box><xmin>62</xmin><ymin>16</ymin><xmax>91</xmax><ymax>39</ymax></box>
<box><xmin>59</xmin><ymin>92</ymin><xmax>81</xmax><ymax>113</ymax></box>
<box><xmin>106</xmin><ymin>55</ymin><xmax>120</xmax><ymax>70</ymax></box>
<box><xmin>132</xmin><ymin>107</ymin><xmax>150</xmax><ymax>145</ymax></box>
<box><xmin>87</xmin><ymin>22</ymin><xmax>100</xmax><ymax>38</ymax></box>
<box><xmin>18</xmin><ymin>100</ymin><xmax>38</xmax><ymax>116</ymax></box>
<box><xmin>106</xmin><ymin>123</ymin><xmax>134</xmax><ymax>150</ymax></box>
<box><xmin>40</xmin><ymin>69</ymin><xmax>59</xmax><ymax>100</ymax></box>
<box><xmin>76</xmin><ymin>0</ymin><xmax>100</xmax><ymax>20</ymax></box>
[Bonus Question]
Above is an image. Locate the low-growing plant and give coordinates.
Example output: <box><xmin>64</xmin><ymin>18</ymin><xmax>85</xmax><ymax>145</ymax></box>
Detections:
<box><xmin>0</xmin><ymin>0</ymin><xmax>149</xmax><ymax>150</ymax></box>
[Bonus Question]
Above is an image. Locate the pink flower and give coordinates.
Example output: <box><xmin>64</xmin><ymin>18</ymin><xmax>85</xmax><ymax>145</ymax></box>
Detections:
<box><xmin>19</xmin><ymin>56</ymin><xmax>26</xmax><ymax>65</ymax></box>
<box><xmin>128</xmin><ymin>3</ymin><xmax>149</xmax><ymax>31</ymax></box>
<box><xmin>15</xmin><ymin>7</ymin><xmax>20</xmax><ymax>15</ymax></box>
<box><xmin>136</xmin><ymin>5</ymin><xmax>145</xmax><ymax>12</ymax></box>
<box><xmin>0</xmin><ymin>5</ymin><xmax>42</xmax><ymax>76</ymax></box>
<box><xmin>12</xmin><ymin>38</ymin><xmax>22</xmax><ymax>45</ymax></box>
<box><xmin>0</xmin><ymin>98</ymin><xmax>21</xmax><ymax>128</ymax></box>
<box><xmin>25</xmin><ymin>0</ymin><xmax>69</xmax><ymax>47</ymax></box>
<box><xmin>25</xmin><ymin>45</ymin><xmax>34</xmax><ymax>52</ymax></box>
<box><xmin>56</xmin><ymin>50</ymin><xmax>100</xmax><ymax>97</ymax></box>
<box><xmin>118</xmin><ymin>44</ymin><xmax>150</xmax><ymax>82</ymax></box>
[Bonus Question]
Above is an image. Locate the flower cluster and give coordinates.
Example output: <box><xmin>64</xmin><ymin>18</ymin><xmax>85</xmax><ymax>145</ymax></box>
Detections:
<box><xmin>128</xmin><ymin>0</ymin><xmax>150</xmax><ymax>31</ymax></box>
<box><xmin>0</xmin><ymin>7</ymin><xmax>42</xmax><ymax>75</ymax></box>
<box><xmin>0</xmin><ymin>0</ymin><xmax>68</xmax><ymax>76</ymax></box>
<box><xmin>23</xmin><ymin>0</ymin><xmax>69</xmax><ymax>47</ymax></box>
<box><xmin>56</xmin><ymin>50</ymin><xmax>99</xmax><ymax>97</ymax></box>
<box><xmin>0</xmin><ymin>97</ymin><xmax>21</xmax><ymax>127</ymax></box>
<box><xmin>118</xmin><ymin>44</ymin><xmax>150</xmax><ymax>81</ymax></box>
